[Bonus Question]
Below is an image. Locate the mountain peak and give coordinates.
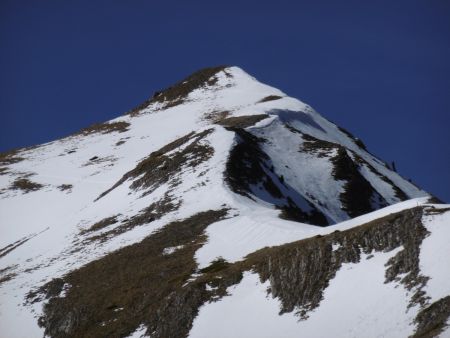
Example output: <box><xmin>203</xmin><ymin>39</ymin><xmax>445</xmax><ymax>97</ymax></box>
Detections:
<box><xmin>127</xmin><ymin>65</ymin><xmax>285</xmax><ymax>116</ymax></box>
<box><xmin>1</xmin><ymin>67</ymin><xmax>447</xmax><ymax>338</ymax></box>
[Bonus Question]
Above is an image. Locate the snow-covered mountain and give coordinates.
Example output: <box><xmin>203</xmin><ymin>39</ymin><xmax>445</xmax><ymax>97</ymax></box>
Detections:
<box><xmin>0</xmin><ymin>66</ymin><xmax>449</xmax><ymax>338</ymax></box>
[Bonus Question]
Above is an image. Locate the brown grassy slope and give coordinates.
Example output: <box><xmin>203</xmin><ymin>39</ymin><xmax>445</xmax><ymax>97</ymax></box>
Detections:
<box><xmin>32</xmin><ymin>210</ymin><xmax>229</xmax><ymax>338</ymax></box>
<box><xmin>32</xmin><ymin>206</ymin><xmax>448</xmax><ymax>338</ymax></box>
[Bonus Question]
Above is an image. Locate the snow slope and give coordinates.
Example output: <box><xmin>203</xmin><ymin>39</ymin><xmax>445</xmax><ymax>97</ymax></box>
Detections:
<box><xmin>191</xmin><ymin>249</ymin><xmax>415</xmax><ymax>338</ymax></box>
<box><xmin>0</xmin><ymin>66</ymin><xmax>446</xmax><ymax>338</ymax></box>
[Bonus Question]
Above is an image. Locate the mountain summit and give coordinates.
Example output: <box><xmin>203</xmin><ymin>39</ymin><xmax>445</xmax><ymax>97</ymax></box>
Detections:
<box><xmin>1</xmin><ymin>66</ymin><xmax>449</xmax><ymax>338</ymax></box>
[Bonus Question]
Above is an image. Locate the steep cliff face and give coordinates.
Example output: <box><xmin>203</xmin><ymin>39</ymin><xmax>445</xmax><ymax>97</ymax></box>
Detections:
<box><xmin>0</xmin><ymin>66</ymin><xmax>446</xmax><ymax>338</ymax></box>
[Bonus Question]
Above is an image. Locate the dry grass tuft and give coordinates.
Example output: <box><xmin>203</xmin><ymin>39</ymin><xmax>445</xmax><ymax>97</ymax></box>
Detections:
<box><xmin>216</xmin><ymin>114</ymin><xmax>269</xmax><ymax>129</ymax></box>
<box><xmin>127</xmin><ymin>66</ymin><xmax>229</xmax><ymax>115</ymax></box>
<box><xmin>10</xmin><ymin>178</ymin><xmax>43</xmax><ymax>193</ymax></box>
<box><xmin>257</xmin><ymin>95</ymin><xmax>283</xmax><ymax>103</ymax></box>
<box><xmin>76</xmin><ymin>121</ymin><xmax>130</xmax><ymax>136</ymax></box>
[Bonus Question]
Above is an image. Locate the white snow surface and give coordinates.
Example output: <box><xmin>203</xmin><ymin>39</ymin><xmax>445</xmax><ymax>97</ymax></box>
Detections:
<box><xmin>125</xmin><ymin>324</ymin><xmax>148</xmax><ymax>338</ymax></box>
<box><xmin>420</xmin><ymin>206</ymin><xmax>450</xmax><ymax>303</ymax></box>
<box><xmin>0</xmin><ymin>66</ymin><xmax>444</xmax><ymax>337</ymax></box>
<box><xmin>190</xmin><ymin>249</ymin><xmax>419</xmax><ymax>338</ymax></box>
<box><xmin>197</xmin><ymin>197</ymin><xmax>430</xmax><ymax>268</ymax></box>
<box><xmin>189</xmin><ymin>271</ymin><xmax>301</xmax><ymax>338</ymax></box>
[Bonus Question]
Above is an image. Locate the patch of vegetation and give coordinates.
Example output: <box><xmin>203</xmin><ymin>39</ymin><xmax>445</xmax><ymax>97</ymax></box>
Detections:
<box><xmin>0</xmin><ymin>266</ymin><xmax>17</xmax><ymax>286</ymax></box>
<box><xmin>0</xmin><ymin>167</ymin><xmax>9</xmax><ymax>175</ymax></box>
<box><xmin>0</xmin><ymin>148</ymin><xmax>25</xmax><ymax>165</ymax></box>
<box><xmin>97</xmin><ymin>129</ymin><xmax>214</xmax><ymax>199</ymax></box>
<box><xmin>10</xmin><ymin>178</ymin><xmax>44</xmax><ymax>193</ymax></box>
<box><xmin>76</xmin><ymin>121</ymin><xmax>130</xmax><ymax>136</ymax></box>
<box><xmin>0</xmin><ymin>273</ymin><xmax>16</xmax><ymax>285</ymax></box>
<box><xmin>57</xmin><ymin>184</ymin><xmax>73</xmax><ymax>192</ymax></box>
<box><xmin>427</xmin><ymin>196</ymin><xmax>444</xmax><ymax>205</ymax></box>
<box><xmin>216</xmin><ymin>114</ymin><xmax>269</xmax><ymax>129</ymax></box>
<box><xmin>200</xmin><ymin>258</ymin><xmax>231</xmax><ymax>274</ymax></box>
<box><xmin>258</xmin><ymin>95</ymin><xmax>283</xmax><ymax>103</ymax></box>
<box><xmin>82</xmin><ymin>155</ymin><xmax>117</xmax><ymax>167</ymax></box>
<box><xmin>286</xmin><ymin>125</ymin><xmax>336</xmax><ymax>159</ymax></box>
<box><xmin>413</xmin><ymin>296</ymin><xmax>450</xmax><ymax>338</ymax></box>
<box><xmin>33</xmin><ymin>209</ymin><xmax>229</xmax><ymax>338</ymax></box>
<box><xmin>301</xmin><ymin>133</ymin><xmax>339</xmax><ymax>158</ymax></box>
<box><xmin>424</xmin><ymin>206</ymin><xmax>450</xmax><ymax>216</ymax></box>
<box><xmin>127</xmin><ymin>66</ymin><xmax>229</xmax><ymax>115</ymax></box>
<box><xmin>0</xmin><ymin>149</ymin><xmax>26</xmax><ymax>177</ymax></box>
<box><xmin>126</xmin><ymin>97</ymin><xmax>156</xmax><ymax>117</ymax></box>
<box><xmin>86</xmin><ymin>193</ymin><xmax>180</xmax><ymax>242</ymax></box>
<box><xmin>80</xmin><ymin>216</ymin><xmax>120</xmax><ymax>235</ymax></box>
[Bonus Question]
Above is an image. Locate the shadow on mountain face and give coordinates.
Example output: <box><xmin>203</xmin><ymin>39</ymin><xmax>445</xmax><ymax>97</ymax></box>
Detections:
<box><xmin>268</xmin><ymin>109</ymin><xmax>326</xmax><ymax>133</ymax></box>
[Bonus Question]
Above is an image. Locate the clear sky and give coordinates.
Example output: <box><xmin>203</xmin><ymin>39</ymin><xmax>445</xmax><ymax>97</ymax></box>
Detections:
<box><xmin>1</xmin><ymin>0</ymin><xmax>449</xmax><ymax>201</ymax></box>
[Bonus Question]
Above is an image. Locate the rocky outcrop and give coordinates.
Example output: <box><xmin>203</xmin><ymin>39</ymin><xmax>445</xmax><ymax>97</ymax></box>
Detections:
<box><xmin>249</xmin><ymin>207</ymin><xmax>429</xmax><ymax>318</ymax></box>
<box><xmin>413</xmin><ymin>296</ymin><xmax>450</xmax><ymax>337</ymax></box>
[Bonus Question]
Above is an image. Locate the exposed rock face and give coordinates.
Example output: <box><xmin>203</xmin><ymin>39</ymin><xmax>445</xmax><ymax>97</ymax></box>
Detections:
<box><xmin>330</xmin><ymin>147</ymin><xmax>387</xmax><ymax>217</ymax></box>
<box><xmin>350</xmin><ymin>150</ymin><xmax>409</xmax><ymax>201</ymax></box>
<box><xmin>225</xmin><ymin>127</ymin><xmax>328</xmax><ymax>225</ymax></box>
<box><xmin>413</xmin><ymin>296</ymin><xmax>450</xmax><ymax>338</ymax></box>
<box><xmin>267</xmin><ymin>122</ymin><xmax>409</xmax><ymax>221</ymax></box>
<box><xmin>250</xmin><ymin>207</ymin><xmax>429</xmax><ymax>317</ymax></box>
<box><xmin>297</xmin><ymin>129</ymin><xmax>390</xmax><ymax>218</ymax></box>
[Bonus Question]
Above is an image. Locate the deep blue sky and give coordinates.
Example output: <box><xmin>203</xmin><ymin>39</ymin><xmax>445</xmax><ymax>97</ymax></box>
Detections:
<box><xmin>1</xmin><ymin>0</ymin><xmax>449</xmax><ymax>201</ymax></box>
